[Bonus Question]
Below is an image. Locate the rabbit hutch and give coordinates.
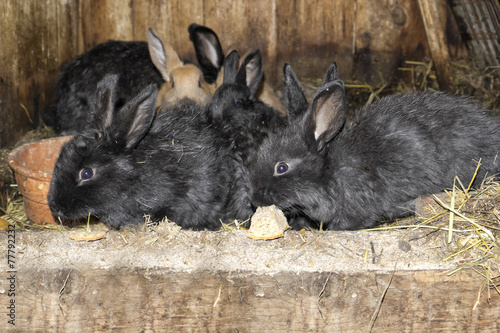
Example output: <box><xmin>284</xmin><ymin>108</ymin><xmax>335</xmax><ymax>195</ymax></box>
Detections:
<box><xmin>1</xmin><ymin>0</ymin><xmax>500</xmax><ymax>331</ymax></box>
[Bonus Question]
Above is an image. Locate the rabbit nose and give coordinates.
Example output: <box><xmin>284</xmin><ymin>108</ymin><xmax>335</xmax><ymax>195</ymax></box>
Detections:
<box><xmin>251</xmin><ymin>185</ymin><xmax>273</xmax><ymax>207</ymax></box>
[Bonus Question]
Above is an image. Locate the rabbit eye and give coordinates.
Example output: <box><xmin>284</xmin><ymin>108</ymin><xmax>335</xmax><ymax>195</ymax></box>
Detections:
<box><xmin>198</xmin><ymin>79</ymin><xmax>201</xmax><ymax>88</ymax></box>
<box><xmin>171</xmin><ymin>81</ymin><xmax>175</xmax><ymax>88</ymax></box>
<box><xmin>235</xmin><ymin>100</ymin><xmax>243</xmax><ymax>108</ymax></box>
<box><xmin>79</xmin><ymin>168</ymin><xmax>94</xmax><ymax>181</ymax></box>
<box><xmin>274</xmin><ymin>162</ymin><xmax>289</xmax><ymax>175</ymax></box>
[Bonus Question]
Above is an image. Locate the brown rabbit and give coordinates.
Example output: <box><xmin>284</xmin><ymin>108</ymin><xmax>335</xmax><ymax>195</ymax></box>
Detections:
<box><xmin>147</xmin><ymin>28</ymin><xmax>215</xmax><ymax>108</ymax></box>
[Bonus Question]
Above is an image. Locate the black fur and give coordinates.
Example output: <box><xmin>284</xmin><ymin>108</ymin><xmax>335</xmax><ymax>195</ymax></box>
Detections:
<box><xmin>188</xmin><ymin>23</ymin><xmax>225</xmax><ymax>84</ymax></box>
<box><xmin>48</xmin><ymin>48</ymin><xmax>287</xmax><ymax>230</ymax></box>
<box><xmin>46</xmin><ymin>25</ymin><xmax>224</xmax><ymax>135</ymax></box>
<box><xmin>205</xmin><ymin>49</ymin><xmax>286</xmax><ymax>163</ymax></box>
<box><xmin>48</xmin><ymin>74</ymin><xmax>253</xmax><ymax>229</ymax></box>
<box><xmin>250</xmin><ymin>63</ymin><xmax>500</xmax><ymax>230</ymax></box>
<box><xmin>46</xmin><ymin>41</ymin><xmax>163</xmax><ymax>135</ymax></box>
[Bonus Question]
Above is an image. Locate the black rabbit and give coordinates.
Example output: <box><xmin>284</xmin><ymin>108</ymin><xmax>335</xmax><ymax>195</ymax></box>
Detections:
<box><xmin>48</xmin><ymin>74</ymin><xmax>252</xmax><ymax>229</ymax></box>
<box><xmin>180</xmin><ymin>49</ymin><xmax>286</xmax><ymax>221</ymax></box>
<box><xmin>205</xmin><ymin>49</ymin><xmax>286</xmax><ymax>163</ymax></box>
<box><xmin>250</xmin><ymin>62</ymin><xmax>500</xmax><ymax>230</ymax></box>
<box><xmin>45</xmin><ymin>39</ymin><xmax>162</xmax><ymax>135</ymax></box>
<box><xmin>45</xmin><ymin>27</ymin><xmax>224</xmax><ymax>135</ymax></box>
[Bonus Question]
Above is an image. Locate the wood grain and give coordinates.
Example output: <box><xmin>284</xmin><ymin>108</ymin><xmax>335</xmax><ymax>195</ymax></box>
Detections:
<box><xmin>2</xmin><ymin>222</ymin><xmax>497</xmax><ymax>331</ymax></box>
<box><xmin>354</xmin><ymin>0</ymin><xmax>429</xmax><ymax>84</ymax></box>
<box><xmin>0</xmin><ymin>0</ymin><xmax>467</xmax><ymax>148</ymax></box>
<box><xmin>417</xmin><ymin>0</ymin><xmax>455</xmax><ymax>91</ymax></box>
<box><xmin>131</xmin><ymin>0</ymin><xmax>205</xmax><ymax>61</ymax></box>
<box><xmin>0</xmin><ymin>0</ymin><xmax>80</xmax><ymax>147</ymax></box>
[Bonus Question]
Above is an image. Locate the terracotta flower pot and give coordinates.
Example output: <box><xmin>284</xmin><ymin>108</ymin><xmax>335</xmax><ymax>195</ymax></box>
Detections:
<box><xmin>8</xmin><ymin>136</ymin><xmax>71</xmax><ymax>225</ymax></box>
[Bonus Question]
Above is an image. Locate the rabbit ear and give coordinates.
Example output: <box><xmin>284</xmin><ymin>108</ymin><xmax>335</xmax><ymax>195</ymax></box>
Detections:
<box><xmin>222</xmin><ymin>50</ymin><xmax>240</xmax><ymax>84</ymax></box>
<box><xmin>236</xmin><ymin>49</ymin><xmax>263</xmax><ymax>96</ymax></box>
<box><xmin>89</xmin><ymin>74</ymin><xmax>119</xmax><ymax>135</ymax></box>
<box><xmin>188</xmin><ymin>23</ymin><xmax>224</xmax><ymax>84</ymax></box>
<box><xmin>283</xmin><ymin>64</ymin><xmax>308</xmax><ymax>120</ymax></box>
<box><xmin>306</xmin><ymin>80</ymin><xmax>346</xmax><ymax>152</ymax></box>
<box><xmin>113</xmin><ymin>84</ymin><xmax>158</xmax><ymax>150</ymax></box>
<box><xmin>147</xmin><ymin>28</ymin><xmax>183</xmax><ymax>81</ymax></box>
<box><xmin>320</xmin><ymin>62</ymin><xmax>340</xmax><ymax>86</ymax></box>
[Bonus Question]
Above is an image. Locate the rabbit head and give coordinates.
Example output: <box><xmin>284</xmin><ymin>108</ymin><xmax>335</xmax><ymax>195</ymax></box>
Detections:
<box><xmin>207</xmin><ymin>49</ymin><xmax>263</xmax><ymax>121</ymax></box>
<box><xmin>147</xmin><ymin>28</ymin><xmax>214</xmax><ymax>108</ymax></box>
<box><xmin>48</xmin><ymin>74</ymin><xmax>158</xmax><ymax>226</ymax></box>
<box><xmin>49</xmin><ymin>73</ymin><xmax>250</xmax><ymax>229</ymax></box>
<box><xmin>229</xmin><ymin>49</ymin><xmax>287</xmax><ymax>117</ymax></box>
<box><xmin>249</xmin><ymin>62</ymin><xmax>355</xmax><ymax>225</ymax></box>
<box><xmin>206</xmin><ymin>49</ymin><xmax>286</xmax><ymax>161</ymax></box>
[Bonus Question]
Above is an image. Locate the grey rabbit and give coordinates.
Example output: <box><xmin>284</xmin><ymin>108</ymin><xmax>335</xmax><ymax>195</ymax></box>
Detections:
<box><xmin>48</xmin><ymin>74</ymin><xmax>253</xmax><ymax>229</ymax></box>
<box><xmin>250</xmin><ymin>62</ymin><xmax>500</xmax><ymax>230</ymax></box>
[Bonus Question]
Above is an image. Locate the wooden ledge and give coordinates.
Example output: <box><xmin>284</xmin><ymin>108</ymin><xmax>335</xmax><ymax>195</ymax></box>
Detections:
<box><xmin>1</xmin><ymin>227</ymin><xmax>499</xmax><ymax>331</ymax></box>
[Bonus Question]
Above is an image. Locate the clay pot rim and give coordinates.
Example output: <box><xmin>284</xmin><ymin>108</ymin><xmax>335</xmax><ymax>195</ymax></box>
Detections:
<box><xmin>7</xmin><ymin>136</ymin><xmax>72</xmax><ymax>182</ymax></box>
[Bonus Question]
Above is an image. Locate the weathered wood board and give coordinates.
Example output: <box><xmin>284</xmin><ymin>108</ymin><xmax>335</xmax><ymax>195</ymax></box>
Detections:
<box><xmin>0</xmin><ymin>0</ymin><xmax>469</xmax><ymax>148</ymax></box>
<box><xmin>0</xmin><ymin>0</ymin><xmax>78</xmax><ymax>147</ymax></box>
<box><xmin>1</xmin><ymin>228</ymin><xmax>498</xmax><ymax>331</ymax></box>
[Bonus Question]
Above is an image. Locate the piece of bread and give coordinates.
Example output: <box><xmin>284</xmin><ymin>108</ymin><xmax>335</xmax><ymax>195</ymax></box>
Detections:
<box><xmin>69</xmin><ymin>223</ymin><xmax>108</xmax><ymax>242</ymax></box>
<box><xmin>248</xmin><ymin>205</ymin><xmax>289</xmax><ymax>240</ymax></box>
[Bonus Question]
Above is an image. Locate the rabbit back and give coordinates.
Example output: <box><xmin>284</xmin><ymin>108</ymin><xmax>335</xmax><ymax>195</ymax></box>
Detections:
<box><xmin>50</xmin><ymin>40</ymin><xmax>163</xmax><ymax>135</ymax></box>
<box><xmin>326</xmin><ymin>91</ymin><xmax>500</xmax><ymax>229</ymax></box>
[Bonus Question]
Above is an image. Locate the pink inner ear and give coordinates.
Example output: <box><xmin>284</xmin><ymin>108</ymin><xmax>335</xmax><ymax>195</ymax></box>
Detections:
<box><xmin>311</xmin><ymin>86</ymin><xmax>345</xmax><ymax>151</ymax></box>
<box><xmin>245</xmin><ymin>59</ymin><xmax>259</xmax><ymax>87</ymax></box>
<box><xmin>314</xmin><ymin>93</ymin><xmax>340</xmax><ymax>139</ymax></box>
<box><xmin>200</xmin><ymin>39</ymin><xmax>221</xmax><ymax>68</ymax></box>
<box><xmin>148</xmin><ymin>28</ymin><xmax>183</xmax><ymax>80</ymax></box>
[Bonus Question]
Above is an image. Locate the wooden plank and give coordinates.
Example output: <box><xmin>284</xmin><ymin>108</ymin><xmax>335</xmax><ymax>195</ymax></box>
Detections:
<box><xmin>417</xmin><ymin>0</ymin><xmax>455</xmax><ymax>91</ymax></box>
<box><xmin>16</xmin><ymin>0</ymin><xmax>64</xmax><ymax>122</ymax></box>
<box><xmin>0</xmin><ymin>0</ymin><xmax>26</xmax><ymax>148</ymax></box>
<box><xmin>12</xmin><ymin>269</ymin><xmax>500</xmax><ymax>331</ymax></box>
<box><xmin>275</xmin><ymin>0</ymin><xmax>355</xmax><ymax>83</ymax></box>
<box><xmin>1</xmin><ymin>229</ymin><xmax>498</xmax><ymax>331</ymax></box>
<box><xmin>131</xmin><ymin>0</ymin><xmax>205</xmax><ymax>62</ymax></box>
<box><xmin>354</xmin><ymin>0</ymin><xmax>429</xmax><ymax>85</ymax></box>
<box><xmin>204</xmin><ymin>0</ymin><xmax>278</xmax><ymax>82</ymax></box>
<box><xmin>78</xmin><ymin>0</ymin><xmax>134</xmax><ymax>51</ymax></box>
<box><xmin>0</xmin><ymin>0</ymin><xmax>80</xmax><ymax>148</ymax></box>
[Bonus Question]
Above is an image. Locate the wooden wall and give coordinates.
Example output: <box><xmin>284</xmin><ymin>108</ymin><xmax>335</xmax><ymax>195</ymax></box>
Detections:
<box><xmin>0</xmin><ymin>0</ymin><xmax>467</xmax><ymax>148</ymax></box>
